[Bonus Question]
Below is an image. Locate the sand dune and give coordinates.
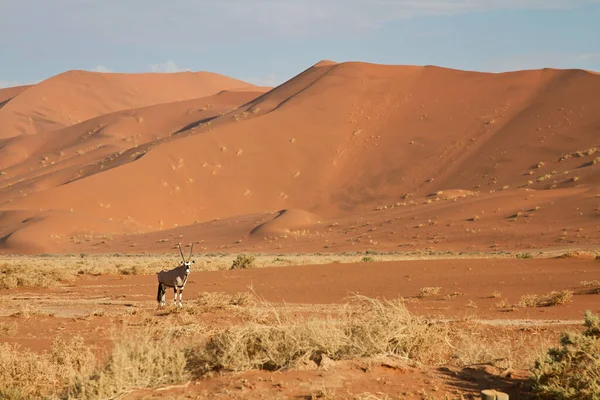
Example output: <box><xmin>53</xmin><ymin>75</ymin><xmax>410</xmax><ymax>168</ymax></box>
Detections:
<box><xmin>1</xmin><ymin>61</ymin><xmax>599</xmax><ymax>254</ymax></box>
<box><xmin>0</xmin><ymin>70</ymin><xmax>259</xmax><ymax>139</ymax></box>
<box><xmin>250</xmin><ymin>209</ymin><xmax>322</xmax><ymax>238</ymax></box>
<box><xmin>0</xmin><ymin>84</ymin><xmax>32</xmax><ymax>109</ymax></box>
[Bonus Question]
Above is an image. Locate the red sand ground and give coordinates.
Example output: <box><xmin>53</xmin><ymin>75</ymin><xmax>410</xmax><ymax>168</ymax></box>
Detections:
<box><xmin>2</xmin><ymin>257</ymin><xmax>597</xmax><ymax>399</ymax></box>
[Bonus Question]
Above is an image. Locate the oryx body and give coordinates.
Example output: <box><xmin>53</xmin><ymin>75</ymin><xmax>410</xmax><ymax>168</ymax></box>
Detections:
<box><xmin>157</xmin><ymin>243</ymin><xmax>195</xmax><ymax>307</ymax></box>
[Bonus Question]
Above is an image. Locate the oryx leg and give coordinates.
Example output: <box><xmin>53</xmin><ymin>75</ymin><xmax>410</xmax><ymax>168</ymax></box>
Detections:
<box><xmin>173</xmin><ymin>287</ymin><xmax>178</xmax><ymax>305</ymax></box>
<box><xmin>178</xmin><ymin>287</ymin><xmax>184</xmax><ymax>307</ymax></box>
<box><xmin>157</xmin><ymin>282</ymin><xmax>166</xmax><ymax>306</ymax></box>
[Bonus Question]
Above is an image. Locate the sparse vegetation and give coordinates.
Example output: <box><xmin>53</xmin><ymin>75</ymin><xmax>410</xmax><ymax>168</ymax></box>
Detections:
<box><xmin>418</xmin><ymin>287</ymin><xmax>441</xmax><ymax>298</ymax></box>
<box><xmin>518</xmin><ymin>290</ymin><xmax>573</xmax><ymax>308</ymax></box>
<box><xmin>0</xmin><ymin>325</ymin><xmax>189</xmax><ymax>399</ymax></box>
<box><xmin>0</xmin><ymin>252</ymin><xmax>519</xmax><ymax>291</ymax></box>
<box><xmin>516</xmin><ymin>252</ymin><xmax>533</xmax><ymax>259</ymax></box>
<box><xmin>531</xmin><ymin>310</ymin><xmax>600</xmax><ymax>399</ymax></box>
<box><xmin>230</xmin><ymin>253</ymin><xmax>257</xmax><ymax>270</ymax></box>
<box><xmin>0</xmin><ymin>262</ymin><xmax>74</xmax><ymax>290</ymax></box>
<box><xmin>190</xmin><ymin>295</ymin><xmax>452</xmax><ymax>374</ymax></box>
<box><xmin>0</xmin><ymin>288</ymin><xmax>590</xmax><ymax>398</ymax></box>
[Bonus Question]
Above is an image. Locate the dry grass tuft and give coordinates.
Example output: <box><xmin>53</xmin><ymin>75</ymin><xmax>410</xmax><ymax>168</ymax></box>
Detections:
<box><xmin>417</xmin><ymin>287</ymin><xmax>441</xmax><ymax>298</ymax></box>
<box><xmin>230</xmin><ymin>254</ymin><xmax>256</xmax><ymax>270</ymax></box>
<box><xmin>0</xmin><ymin>262</ymin><xmax>74</xmax><ymax>290</ymax></box>
<box><xmin>0</xmin><ymin>325</ymin><xmax>189</xmax><ymax>399</ymax></box>
<box><xmin>0</xmin><ymin>321</ymin><xmax>17</xmax><ymax>336</ymax></box>
<box><xmin>188</xmin><ymin>295</ymin><xmax>452</xmax><ymax>375</ymax></box>
<box><xmin>70</xmin><ymin>326</ymin><xmax>189</xmax><ymax>399</ymax></box>
<box><xmin>453</xmin><ymin>328</ymin><xmax>552</xmax><ymax>371</ymax></box>
<box><xmin>518</xmin><ymin>290</ymin><xmax>573</xmax><ymax>308</ymax></box>
<box><xmin>195</xmin><ymin>291</ymin><xmax>257</xmax><ymax>311</ymax></box>
<box><xmin>0</xmin><ymin>336</ymin><xmax>96</xmax><ymax>399</ymax></box>
<box><xmin>556</xmin><ymin>250</ymin><xmax>597</xmax><ymax>259</ymax></box>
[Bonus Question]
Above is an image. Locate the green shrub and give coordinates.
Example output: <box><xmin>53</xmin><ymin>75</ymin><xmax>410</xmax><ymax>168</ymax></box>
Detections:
<box><xmin>531</xmin><ymin>310</ymin><xmax>600</xmax><ymax>399</ymax></box>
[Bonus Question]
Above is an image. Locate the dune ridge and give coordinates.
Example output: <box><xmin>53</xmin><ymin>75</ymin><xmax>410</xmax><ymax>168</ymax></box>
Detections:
<box><xmin>1</xmin><ymin>61</ymin><xmax>599</xmax><ymax>254</ymax></box>
<box><xmin>0</xmin><ymin>70</ymin><xmax>259</xmax><ymax>140</ymax></box>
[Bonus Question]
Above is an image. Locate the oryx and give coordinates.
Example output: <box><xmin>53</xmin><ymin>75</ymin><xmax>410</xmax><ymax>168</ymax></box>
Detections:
<box><xmin>157</xmin><ymin>242</ymin><xmax>195</xmax><ymax>307</ymax></box>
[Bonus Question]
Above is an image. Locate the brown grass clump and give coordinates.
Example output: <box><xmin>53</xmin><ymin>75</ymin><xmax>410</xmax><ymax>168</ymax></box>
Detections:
<box><xmin>580</xmin><ymin>280</ymin><xmax>600</xmax><ymax>288</ymax></box>
<box><xmin>195</xmin><ymin>291</ymin><xmax>257</xmax><ymax>311</ymax></box>
<box><xmin>453</xmin><ymin>328</ymin><xmax>552</xmax><ymax>370</ymax></box>
<box><xmin>0</xmin><ymin>336</ymin><xmax>95</xmax><ymax>399</ymax></box>
<box><xmin>518</xmin><ymin>290</ymin><xmax>573</xmax><ymax>308</ymax></box>
<box><xmin>230</xmin><ymin>253</ymin><xmax>257</xmax><ymax>270</ymax></box>
<box><xmin>0</xmin><ymin>322</ymin><xmax>17</xmax><ymax>336</ymax></box>
<box><xmin>417</xmin><ymin>287</ymin><xmax>441</xmax><ymax>298</ymax></box>
<box><xmin>189</xmin><ymin>295</ymin><xmax>452</xmax><ymax>375</ymax></box>
<box><xmin>531</xmin><ymin>310</ymin><xmax>600</xmax><ymax>399</ymax></box>
<box><xmin>0</xmin><ymin>262</ymin><xmax>74</xmax><ymax>290</ymax></box>
<box><xmin>71</xmin><ymin>326</ymin><xmax>188</xmax><ymax>399</ymax></box>
<box><xmin>0</xmin><ymin>325</ymin><xmax>189</xmax><ymax>399</ymax></box>
<box><xmin>556</xmin><ymin>250</ymin><xmax>597</xmax><ymax>259</ymax></box>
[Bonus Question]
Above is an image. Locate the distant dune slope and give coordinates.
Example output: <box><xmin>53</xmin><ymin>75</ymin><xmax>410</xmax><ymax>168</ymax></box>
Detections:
<box><xmin>0</xmin><ymin>84</ymin><xmax>32</xmax><ymax>109</ymax></box>
<box><xmin>0</xmin><ymin>70</ymin><xmax>258</xmax><ymax>139</ymax></box>
<box><xmin>1</xmin><ymin>61</ymin><xmax>599</xmax><ymax>253</ymax></box>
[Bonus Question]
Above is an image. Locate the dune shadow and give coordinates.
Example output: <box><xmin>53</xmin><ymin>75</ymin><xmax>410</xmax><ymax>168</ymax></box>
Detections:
<box><xmin>0</xmin><ymin>98</ymin><xmax>12</xmax><ymax>110</ymax></box>
<box><xmin>172</xmin><ymin>116</ymin><xmax>219</xmax><ymax>136</ymax></box>
<box><xmin>438</xmin><ymin>365</ymin><xmax>534</xmax><ymax>399</ymax></box>
<box><xmin>577</xmin><ymin>161</ymin><xmax>596</xmax><ymax>168</ymax></box>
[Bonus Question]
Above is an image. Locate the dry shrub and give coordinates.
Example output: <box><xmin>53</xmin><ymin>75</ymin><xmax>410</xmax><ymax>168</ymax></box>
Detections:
<box><xmin>453</xmin><ymin>328</ymin><xmax>551</xmax><ymax>370</ymax></box>
<box><xmin>0</xmin><ymin>321</ymin><xmax>17</xmax><ymax>336</ymax></box>
<box><xmin>556</xmin><ymin>250</ymin><xmax>597</xmax><ymax>259</ymax></box>
<box><xmin>0</xmin><ymin>326</ymin><xmax>189</xmax><ymax>399</ymax></box>
<box><xmin>518</xmin><ymin>290</ymin><xmax>573</xmax><ymax>308</ymax></box>
<box><xmin>0</xmin><ymin>262</ymin><xmax>74</xmax><ymax>290</ymax></box>
<box><xmin>0</xmin><ymin>336</ymin><xmax>95</xmax><ymax>399</ymax></box>
<box><xmin>191</xmin><ymin>295</ymin><xmax>452</xmax><ymax>374</ymax></box>
<box><xmin>532</xmin><ymin>310</ymin><xmax>600</xmax><ymax>399</ymax></box>
<box><xmin>230</xmin><ymin>254</ymin><xmax>256</xmax><ymax>270</ymax></box>
<box><xmin>580</xmin><ymin>280</ymin><xmax>600</xmax><ymax>294</ymax></box>
<box><xmin>195</xmin><ymin>291</ymin><xmax>256</xmax><ymax>310</ymax></box>
<box><xmin>418</xmin><ymin>287</ymin><xmax>441</xmax><ymax>298</ymax></box>
<box><xmin>117</xmin><ymin>264</ymin><xmax>141</xmax><ymax>275</ymax></box>
<box><xmin>71</xmin><ymin>326</ymin><xmax>188</xmax><ymax>399</ymax></box>
<box><xmin>10</xmin><ymin>303</ymin><xmax>47</xmax><ymax>319</ymax></box>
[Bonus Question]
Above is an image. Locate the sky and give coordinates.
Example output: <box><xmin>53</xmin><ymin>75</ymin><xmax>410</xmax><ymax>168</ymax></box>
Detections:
<box><xmin>0</xmin><ymin>0</ymin><xmax>599</xmax><ymax>88</ymax></box>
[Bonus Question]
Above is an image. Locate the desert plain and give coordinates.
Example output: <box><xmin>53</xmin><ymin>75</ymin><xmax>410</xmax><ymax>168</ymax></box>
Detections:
<box><xmin>0</xmin><ymin>60</ymin><xmax>599</xmax><ymax>399</ymax></box>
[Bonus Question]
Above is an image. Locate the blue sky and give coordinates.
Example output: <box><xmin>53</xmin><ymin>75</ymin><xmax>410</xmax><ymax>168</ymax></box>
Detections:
<box><xmin>0</xmin><ymin>0</ymin><xmax>599</xmax><ymax>88</ymax></box>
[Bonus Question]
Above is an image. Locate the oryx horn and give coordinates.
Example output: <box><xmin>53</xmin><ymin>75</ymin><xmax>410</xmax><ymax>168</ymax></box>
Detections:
<box><xmin>177</xmin><ymin>242</ymin><xmax>186</xmax><ymax>262</ymax></box>
<box><xmin>188</xmin><ymin>243</ymin><xmax>194</xmax><ymax>262</ymax></box>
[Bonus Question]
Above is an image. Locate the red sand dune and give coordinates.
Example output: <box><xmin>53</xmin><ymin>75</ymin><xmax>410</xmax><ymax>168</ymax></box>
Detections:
<box><xmin>0</xmin><ymin>70</ymin><xmax>258</xmax><ymax>140</ymax></box>
<box><xmin>250</xmin><ymin>209</ymin><xmax>322</xmax><ymax>238</ymax></box>
<box><xmin>0</xmin><ymin>84</ymin><xmax>32</xmax><ymax>107</ymax></box>
<box><xmin>1</xmin><ymin>61</ymin><xmax>599</xmax><ymax>254</ymax></box>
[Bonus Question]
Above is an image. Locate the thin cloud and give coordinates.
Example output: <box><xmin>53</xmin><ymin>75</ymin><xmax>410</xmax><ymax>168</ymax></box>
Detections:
<box><xmin>243</xmin><ymin>73</ymin><xmax>284</xmax><ymax>87</ymax></box>
<box><xmin>148</xmin><ymin>60</ymin><xmax>192</xmax><ymax>73</ymax></box>
<box><xmin>0</xmin><ymin>80</ymin><xmax>22</xmax><ymax>89</ymax></box>
<box><xmin>480</xmin><ymin>52</ymin><xmax>600</xmax><ymax>72</ymax></box>
<box><xmin>90</xmin><ymin>65</ymin><xmax>113</xmax><ymax>73</ymax></box>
